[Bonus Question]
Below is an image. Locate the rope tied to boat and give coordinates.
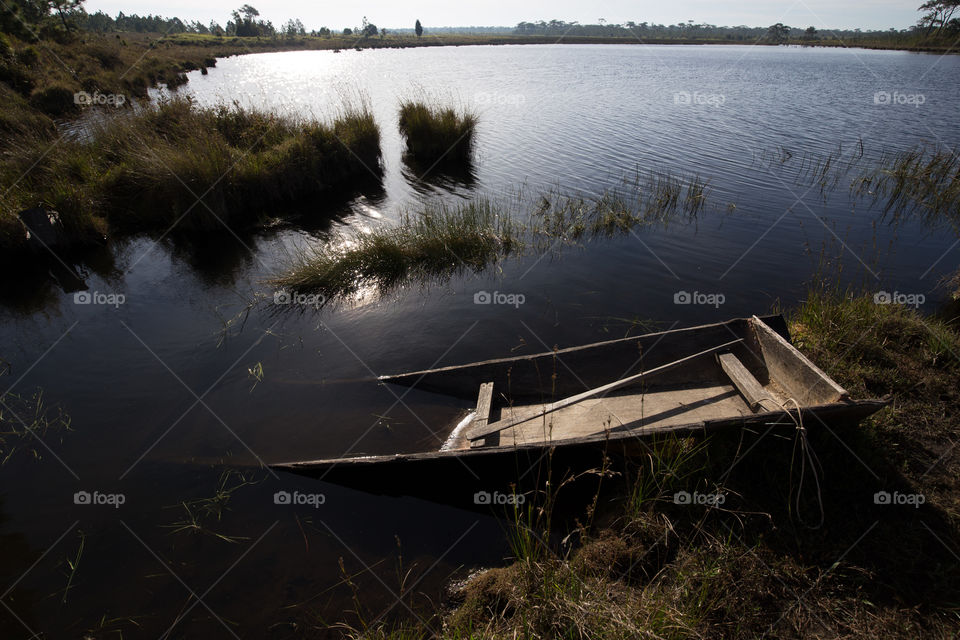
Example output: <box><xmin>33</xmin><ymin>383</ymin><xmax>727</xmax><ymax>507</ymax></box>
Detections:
<box><xmin>764</xmin><ymin>396</ymin><xmax>825</xmax><ymax>529</ymax></box>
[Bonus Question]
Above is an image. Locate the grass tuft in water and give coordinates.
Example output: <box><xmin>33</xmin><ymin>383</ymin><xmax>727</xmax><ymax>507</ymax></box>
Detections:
<box><xmin>397</xmin><ymin>100</ymin><xmax>477</xmax><ymax>165</ymax></box>
<box><xmin>273</xmin><ymin>199</ymin><xmax>520</xmax><ymax>300</ymax></box>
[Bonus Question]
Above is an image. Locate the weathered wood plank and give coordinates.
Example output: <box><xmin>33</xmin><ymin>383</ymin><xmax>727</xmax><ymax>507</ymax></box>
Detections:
<box><xmin>473</xmin><ymin>382</ymin><xmax>497</xmax><ymax>448</ymax></box>
<box><xmin>271</xmin><ymin>398</ymin><xmax>891</xmax><ymax>475</ymax></box>
<box><xmin>718</xmin><ymin>352</ymin><xmax>771</xmax><ymax>412</ymax></box>
<box><xmin>378</xmin><ymin>316</ymin><xmax>788</xmax><ymax>400</ymax></box>
<box><xmin>751</xmin><ymin>316</ymin><xmax>848</xmax><ymax>406</ymax></box>
<box><xmin>465</xmin><ymin>338</ymin><xmax>745</xmax><ymax>442</ymax></box>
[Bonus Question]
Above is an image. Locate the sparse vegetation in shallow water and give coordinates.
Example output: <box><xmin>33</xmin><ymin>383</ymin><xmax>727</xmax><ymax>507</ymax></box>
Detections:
<box><xmin>272</xmin><ymin>170</ymin><xmax>710</xmax><ymax>303</ymax></box>
<box><xmin>163</xmin><ymin>469</ymin><xmax>259</xmax><ymax>543</ymax></box>
<box><xmin>757</xmin><ymin>141</ymin><xmax>960</xmax><ymax>228</ymax></box>
<box><xmin>853</xmin><ymin>144</ymin><xmax>960</xmax><ymax>227</ymax></box>
<box><xmin>0</xmin><ymin>386</ymin><xmax>72</xmax><ymax>465</ymax></box>
<box><xmin>397</xmin><ymin>100</ymin><xmax>477</xmax><ymax>165</ymax></box>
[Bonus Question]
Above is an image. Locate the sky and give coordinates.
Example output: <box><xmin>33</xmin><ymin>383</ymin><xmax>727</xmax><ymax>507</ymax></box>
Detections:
<box><xmin>83</xmin><ymin>0</ymin><xmax>923</xmax><ymax>32</ymax></box>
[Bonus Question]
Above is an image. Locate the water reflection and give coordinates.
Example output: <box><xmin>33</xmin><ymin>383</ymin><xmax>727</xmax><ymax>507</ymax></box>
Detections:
<box><xmin>402</xmin><ymin>154</ymin><xmax>477</xmax><ymax>196</ymax></box>
<box><xmin>0</xmin><ymin>244</ymin><xmax>120</xmax><ymax>314</ymax></box>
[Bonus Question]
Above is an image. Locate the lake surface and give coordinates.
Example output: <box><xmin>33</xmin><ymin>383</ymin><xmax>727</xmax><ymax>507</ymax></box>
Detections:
<box><xmin>2</xmin><ymin>44</ymin><xmax>959</xmax><ymax>637</ymax></box>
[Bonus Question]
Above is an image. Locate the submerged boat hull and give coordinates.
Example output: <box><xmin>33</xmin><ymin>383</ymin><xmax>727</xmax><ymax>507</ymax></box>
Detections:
<box><xmin>273</xmin><ymin>315</ymin><xmax>888</xmax><ymax>498</ymax></box>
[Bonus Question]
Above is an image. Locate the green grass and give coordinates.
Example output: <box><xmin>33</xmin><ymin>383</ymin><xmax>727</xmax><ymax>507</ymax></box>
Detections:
<box><xmin>0</xmin><ymin>96</ymin><xmax>381</xmax><ymax>251</ymax></box>
<box><xmin>397</xmin><ymin>100</ymin><xmax>477</xmax><ymax>165</ymax></box>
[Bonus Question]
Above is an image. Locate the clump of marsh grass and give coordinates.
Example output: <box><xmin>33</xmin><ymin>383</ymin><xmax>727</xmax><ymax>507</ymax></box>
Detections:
<box><xmin>273</xmin><ymin>199</ymin><xmax>520</xmax><ymax>300</ymax></box>
<box><xmin>397</xmin><ymin>100</ymin><xmax>477</xmax><ymax>165</ymax></box>
<box><xmin>0</xmin><ymin>95</ymin><xmax>382</xmax><ymax>253</ymax></box>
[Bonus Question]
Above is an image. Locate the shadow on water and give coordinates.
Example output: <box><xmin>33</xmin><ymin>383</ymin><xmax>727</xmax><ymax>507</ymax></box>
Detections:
<box><xmin>0</xmin><ymin>179</ymin><xmax>388</xmax><ymax>309</ymax></box>
<box><xmin>0</xmin><ymin>497</ymin><xmax>42</xmax><ymax>637</ymax></box>
<box><xmin>0</xmin><ymin>245</ymin><xmax>121</xmax><ymax>315</ymax></box>
<box><xmin>402</xmin><ymin>155</ymin><xmax>478</xmax><ymax>196</ymax></box>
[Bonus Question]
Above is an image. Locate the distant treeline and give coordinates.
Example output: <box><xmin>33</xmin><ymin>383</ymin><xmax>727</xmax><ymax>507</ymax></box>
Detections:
<box><xmin>2</xmin><ymin>0</ymin><xmax>957</xmax><ymax>44</ymax></box>
<box><xmin>512</xmin><ymin>19</ymin><xmax>928</xmax><ymax>42</ymax></box>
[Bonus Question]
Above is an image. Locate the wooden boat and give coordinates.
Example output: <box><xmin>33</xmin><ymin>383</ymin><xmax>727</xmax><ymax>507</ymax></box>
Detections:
<box><xmin>272</xmin><ymin>315</ymin><xmax>888</xmax><ymax>498</ymax></box>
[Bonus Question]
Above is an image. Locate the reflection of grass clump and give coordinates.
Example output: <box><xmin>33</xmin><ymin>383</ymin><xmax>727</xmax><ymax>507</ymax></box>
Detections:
<box><xmin>398</xmin><ymin>100</ymin><xmax>477</xmax><ymax>165</ymax></box>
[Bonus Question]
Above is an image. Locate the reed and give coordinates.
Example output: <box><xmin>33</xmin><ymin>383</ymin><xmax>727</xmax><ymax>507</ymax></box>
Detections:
<box><xmin>397</xmin><ymin>100</ymin><xmax>477</xmax><ymax>165</ymax></box>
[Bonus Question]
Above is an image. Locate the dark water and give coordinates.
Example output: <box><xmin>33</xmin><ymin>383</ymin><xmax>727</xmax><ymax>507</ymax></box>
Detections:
<box><xmin>2</xmin><ymin>44</ymin><xmax>959</xmax><ymax>637</ymax></box>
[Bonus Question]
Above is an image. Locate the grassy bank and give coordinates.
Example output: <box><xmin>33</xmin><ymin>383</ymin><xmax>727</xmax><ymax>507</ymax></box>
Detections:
<box><xmin>398</xmin><ymin>100</ymin><xmax>476</xmax><ymax>165</ymax></box>
<box><xmin>0</xmin><ymin>96</ymin><xmax>381</xmax><ymax>252</ymax></box>
<box><xmin>334</xmin><ymin>290</ymin><xmax>960</xmax><ymax>638</ymax></box>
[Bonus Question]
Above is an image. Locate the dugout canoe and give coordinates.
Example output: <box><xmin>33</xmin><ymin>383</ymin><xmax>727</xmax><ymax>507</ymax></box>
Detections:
<box><xmin>271</xmin><ymin>315</ymin><xmax>888</xmax><ymax>495</ymax></box>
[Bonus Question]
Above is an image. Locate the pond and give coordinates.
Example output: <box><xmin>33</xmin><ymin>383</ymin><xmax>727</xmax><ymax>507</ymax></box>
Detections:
<box><xmin>2</xmin><ymin>43</ymin><xmax>959</xmax><ymax>637</ymax></box>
